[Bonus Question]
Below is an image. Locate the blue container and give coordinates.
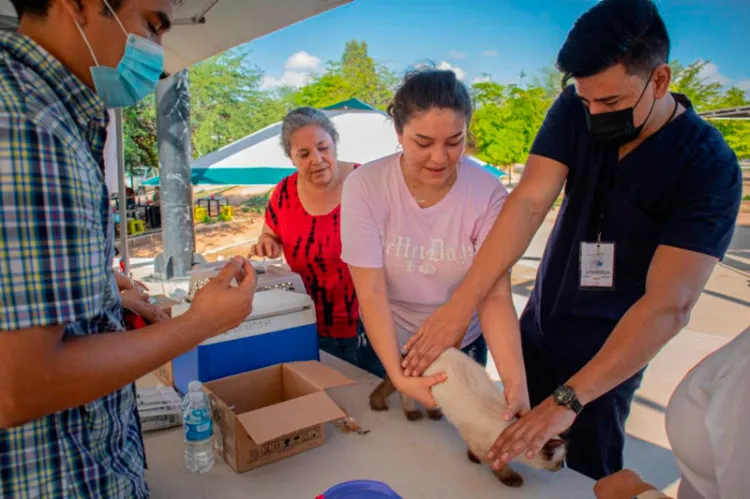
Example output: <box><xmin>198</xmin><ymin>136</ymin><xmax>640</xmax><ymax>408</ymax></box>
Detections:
<box><xmin>320</xmin><ymin>480</ymin><xmax>402</xmax><ymax>499</ymax></box>
<box><xmin>172</xmin><ymin>290</ymin><xmax>318</xmax><ymax>395</ymax></box>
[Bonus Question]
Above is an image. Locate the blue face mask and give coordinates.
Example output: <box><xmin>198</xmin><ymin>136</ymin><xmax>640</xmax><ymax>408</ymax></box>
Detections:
<box><xmin>72</xmin><ymin>1</ymin><xmax>164</xmax><ymax>109</ymax></box>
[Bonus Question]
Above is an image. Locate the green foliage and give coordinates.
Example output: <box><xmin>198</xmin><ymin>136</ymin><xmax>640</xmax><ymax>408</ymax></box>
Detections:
<box><xmin>470</xmin><ymin>81</ymin><xmax>553</xmax><ymax>180</ymax></box>
<box><xmin>670</xmin><ymin>59</ymin><xmax>750</xmax><ymax>160</ymax></box>
<box><xmin>189</xmin><ymin>50</ymin><xmax>286</xmax><ymax>159</ymax></box>
<box><xmin>293</xmin><ymin>41</ymin><xmax>397</xmax><ymax>110</ymax></box>
<box><xmin>123</xmin><ymin>95</ymin><xmax>158</xmax><ymax>168</ymax></box>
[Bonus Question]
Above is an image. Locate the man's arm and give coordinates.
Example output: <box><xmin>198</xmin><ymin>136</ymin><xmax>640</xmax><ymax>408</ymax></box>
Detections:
<box><xmin>453</xmin><ymin>156</ymin><xmax>568</xmax><ymax>308</ymax></box>
<box><xmin>487</xmin><ymin>245</ymin><xmax>717</xmax><ymax>465</ymax></box>
<box><xmin>566</xmin><ymin>245</ymin><xmax>715</xmax><ymax>405</ymax></box>
<box><xmin>0</xmin><ymin>258</ymin><xmax>256</xmax><ymax>429</ymax></box>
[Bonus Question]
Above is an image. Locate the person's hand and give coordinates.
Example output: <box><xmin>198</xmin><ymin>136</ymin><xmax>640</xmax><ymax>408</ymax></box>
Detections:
<box><xmin>121</xmin><ymin>286</ymin><xmax>149</xmax><ymax>303</ymax></box>
<box><xmin>133</xmin><ymin>279</ymin><xmax>149</xmax><ymax>292</ymax></box>
<box><xmin>487</xmin><ymin>396</ymin><xmax>577</xmax><ymax>469</ymax></box>
<box><xmin>248</xmin><ymin>234</ymin><xmax>282</xmax><ymax>259</ymax></box>
<box><xmin>187</xmin><ymin>256</ymin><xmax>257</xmax><ymax>338</ymax></box>
<box><xmin>392</xmin><ymin>371</ymin><xmax>448</xmax><ymax>409</ymax></box>
<box><xmin>502</xmin><ymin>382</ymin><xmax>531</xmax><ymax>422</ymax></box>
<box><xmin>401</xmin><ymin>299</ymin><xmax>474</xmax><ymax>377</ymax></box>
<box><xmin>123</xmin><ymin>299</ymin><xmax>170</xmax><ymax>324</ymax></box>
<box><xmin>593</xmin><ymin>469</ymin><xmax>657</xmax><ymax>499</ymax></box>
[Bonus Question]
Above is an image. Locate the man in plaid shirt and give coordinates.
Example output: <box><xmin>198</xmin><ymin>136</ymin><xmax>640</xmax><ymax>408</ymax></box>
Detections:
<box><xmin>0</xmin><ymin>1</ymin><xmax>257</xmax><ymax>497</ymax></box>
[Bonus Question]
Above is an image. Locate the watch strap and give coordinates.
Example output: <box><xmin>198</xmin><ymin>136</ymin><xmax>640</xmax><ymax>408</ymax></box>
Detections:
<box><xmin>569</xmin><ymin>397</ymin><xmax>583</xmax><ymax>414</ymax></box>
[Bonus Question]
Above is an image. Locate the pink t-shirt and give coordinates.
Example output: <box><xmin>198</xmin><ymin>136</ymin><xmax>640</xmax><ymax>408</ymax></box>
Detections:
<box><xmin>340</xmin><ymin>153</ymin><xmax>508</xmax><ymax>350</ymax></box>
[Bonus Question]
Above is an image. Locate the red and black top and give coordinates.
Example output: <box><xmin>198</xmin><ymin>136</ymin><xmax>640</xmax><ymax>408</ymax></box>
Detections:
<box><xmin>264</xmin><ymin>170</ymin><xmax>360</xmax><ymax>339</ymax></box>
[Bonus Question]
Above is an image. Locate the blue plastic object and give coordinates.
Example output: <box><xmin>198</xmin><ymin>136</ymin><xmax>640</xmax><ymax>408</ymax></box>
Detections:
<box><xmin>319</xmin><ymin>480</ymin><xmax>402</xmax><ymax>499</ymax></box>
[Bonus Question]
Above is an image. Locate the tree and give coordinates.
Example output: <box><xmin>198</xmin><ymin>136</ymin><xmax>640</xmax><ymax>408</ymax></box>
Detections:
<box><xmin>470</xmin><ymin>82</ymin><xmax>552</xmax><ymax>183</ymax></box>
<box><xmin>189</xmin><ymin>50</ymin><xmax>286</xmax><ymax>159</ymax></box>
<box><xmin>123</xmin><ymin>95</ymin><xmax>158</xmax><ymax>169</ymax></box>
<box><xmin>669</xmin><ymin>59</ymin><xmax>750</xmax><ymax>160</ymax></box>
<box><xmin>669</xmin><ymin>60</ymin><xmax>724</xmax><ymax>110</ymax></box>
<box><xmin>292</xmin><ymin>41</ymin><xmax>398</xmax><ymax>109</ymax></box>
<box><xmin>532</xmin><ymin>63</ymin><xmax>565</xmax><ymax>99</ymax></box>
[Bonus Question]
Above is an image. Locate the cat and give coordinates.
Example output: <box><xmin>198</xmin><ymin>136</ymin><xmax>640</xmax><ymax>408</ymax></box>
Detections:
<box><xmin>369</xmin><ymin>347</ymin><xmax>567</xmax><ymax>487</ymax></box>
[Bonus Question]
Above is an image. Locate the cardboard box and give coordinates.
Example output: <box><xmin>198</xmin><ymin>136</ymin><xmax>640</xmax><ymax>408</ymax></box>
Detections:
<box><xmin>153</xmin><ymin>360</ymin><xmax>174</xmax><ymax>387</ymax></box>
<box><xmin>149</xmin><ymin>294</ymin><xmax>180</xmax><ymax>317</ymax></box>
<box><xmin>203</xmin><ymin>360</ymin><xmax>354</xmax><ymax>473</ymax></box>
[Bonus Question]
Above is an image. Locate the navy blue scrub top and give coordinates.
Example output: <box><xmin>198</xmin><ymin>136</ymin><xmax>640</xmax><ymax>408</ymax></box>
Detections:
<box><xmin>519</xmin><ymin>85</ymin><xmax>742</xmax><ymax>366</ymax></box>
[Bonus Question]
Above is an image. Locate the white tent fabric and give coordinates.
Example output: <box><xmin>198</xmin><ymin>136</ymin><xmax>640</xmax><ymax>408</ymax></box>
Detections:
<box><xmin>196</xmin><ymin>107</ymin><xmax>399</xmax><ymax>168</ymax></box>
<box><xmin>143</xmin><ymin>102</ymin><xmax>504</xmax><ymax>187</ymax></box>
<box><xmin>0</xmin><ymin>0</ymin><xmax>352</xmax><ymax>75</ymax></box>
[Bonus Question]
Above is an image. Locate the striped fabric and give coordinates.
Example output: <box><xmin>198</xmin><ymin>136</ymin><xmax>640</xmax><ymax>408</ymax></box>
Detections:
<box><xmin>0</xmin><ymin>33</ymin><xmax>147</xmax><ymax>497</ymax></box>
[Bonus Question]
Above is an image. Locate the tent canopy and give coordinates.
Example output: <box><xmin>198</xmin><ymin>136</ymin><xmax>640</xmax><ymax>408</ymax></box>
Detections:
<box><xmin>0</xmin><ymin>0</ymin><xmax>352</xmax><ymax>75</ymax></box>
<box><xmin>698</xmin><ymin>105</ymin><xmax>750</xmax><ymax>120</ymax></box>
<box><xmin>143</xmin><ymin>99</ymin><xmax>505</xmax><ymax>186</ymax></box>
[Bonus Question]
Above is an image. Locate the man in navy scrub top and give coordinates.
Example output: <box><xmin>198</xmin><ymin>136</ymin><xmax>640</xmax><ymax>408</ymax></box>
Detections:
<box><xmin>399</xmin><ymin>0</ymin><xmax>742</xmax><ymax>480</ymax></box>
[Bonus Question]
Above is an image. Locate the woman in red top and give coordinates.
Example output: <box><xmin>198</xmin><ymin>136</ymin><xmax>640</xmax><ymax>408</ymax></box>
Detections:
<box><xmin>249</xmin><ymin>107</ymin><xmax>378</xmax><ymax>372</ymax></box>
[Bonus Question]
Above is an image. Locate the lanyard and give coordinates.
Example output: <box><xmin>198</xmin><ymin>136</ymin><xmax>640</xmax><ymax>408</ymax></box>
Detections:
<box><xmin>592</xmin><ymin>157</ymin><xmax>617</xmax><ymax>245</ymax></box>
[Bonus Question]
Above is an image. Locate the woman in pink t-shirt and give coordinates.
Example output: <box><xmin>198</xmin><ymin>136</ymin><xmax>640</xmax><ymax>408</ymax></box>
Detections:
<box><xmin>341</xmin><ymin>69</ymin><xmax>531</xmax><ymax>417</ymax></box>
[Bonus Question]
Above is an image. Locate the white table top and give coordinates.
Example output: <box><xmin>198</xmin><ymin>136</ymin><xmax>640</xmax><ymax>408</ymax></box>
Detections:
<box><xmin>141</xmin><ymin>352</ymin><xmax>595</xmax><ymax>498</ymax></box>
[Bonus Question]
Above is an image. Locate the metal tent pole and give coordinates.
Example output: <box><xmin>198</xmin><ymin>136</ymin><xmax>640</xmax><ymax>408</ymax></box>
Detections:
<box><xmin>115</xmin><ymin>108</ymin><xmax>129</xmax><ymax>275</ymax></box>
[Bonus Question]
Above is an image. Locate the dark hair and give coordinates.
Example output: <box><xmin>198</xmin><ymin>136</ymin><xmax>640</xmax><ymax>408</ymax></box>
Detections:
<box><xmin>387</xmin><ymin>68</ymin><xmax>473</xmax><ymax>134</ymax></box>
<box><xmin>10</xmin><ymin>0</ymin><xmax>126</xmax><ymax>19</ymax></box>
<box><xmin>280</xmin><ymin>107</ymin><xmax>339</xmax><ymax>158</ymax></box>
<box><xmin>557</xmin><ymin>0</ymin><xmax>670</xmax><ymax>85</ymax></box>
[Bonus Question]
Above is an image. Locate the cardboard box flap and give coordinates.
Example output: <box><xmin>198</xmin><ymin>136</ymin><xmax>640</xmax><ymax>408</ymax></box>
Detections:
<box><xmin>287</xmin><ymin>361</ymin><xmax>355</xmax><ymax>391</ymax></box>
<box><xmin>236</xmin><ymin>391</ymin><xmax>346</xmax><ymax>444</ymax></box>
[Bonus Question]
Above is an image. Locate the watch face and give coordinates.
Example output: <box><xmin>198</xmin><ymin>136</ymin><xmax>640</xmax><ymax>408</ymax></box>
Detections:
<box><xmin>555</xmin><ymin>386</ymin><xmax>574</xmax><ymax>404</ymax></box>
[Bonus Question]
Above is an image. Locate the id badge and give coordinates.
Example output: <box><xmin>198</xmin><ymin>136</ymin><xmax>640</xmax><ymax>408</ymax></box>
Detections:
<box><xmin>579</xmin><ymin>242</ymin><xmax>615</xmax><ymax>289</ymax></box>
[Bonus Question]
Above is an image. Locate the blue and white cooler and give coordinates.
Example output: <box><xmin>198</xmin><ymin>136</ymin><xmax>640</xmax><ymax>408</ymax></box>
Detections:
<box><xmin>172</xmin><ymin>289</ymin><xmax>318</xmax><ymax>395</ymax></box>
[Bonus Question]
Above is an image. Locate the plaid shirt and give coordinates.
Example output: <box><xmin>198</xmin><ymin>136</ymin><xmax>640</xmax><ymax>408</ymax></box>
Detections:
<box><xmin>0</xmin><ymin>33</ymin><xmax>147</xmax><ymax>497</ymax></box>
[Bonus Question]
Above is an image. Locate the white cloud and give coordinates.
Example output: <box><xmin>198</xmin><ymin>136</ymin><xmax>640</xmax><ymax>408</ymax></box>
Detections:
<box><xmin>261</xmin><ymin>51</ymin><xmax>322</xmax><ymax>90</ymax></box>
<box><xmin>472</xmin><ymin>75</ymin><xmax>491</xmax><ymax>84</ymax></box>
<box><xmin>697</xmin><ymin>61</ymin><xmax>731</xmax><ymax>86</ymax></box>
<box><xmin>261</xmin><ymin>71</ymin><xmax>314</xmax><ymax>90</ymax></box>
<box><xmin>284</xmin><ymin>51</ymin><xmax>321</xmax><ymax>71</ymax></box>
<box><xmin>446</xmin><ymin>50</ymin><xmax>467</xmax><ymax>60</ymax></box>
<box><xmin>482</xmin><ymin>50</ymin><xmax>498</xmax><ymax>57</ymax></box>
<box><xmin>438</xmin><ymin>61</ymin><xmax>466</xmax><ymax>81</ymax></box>
<box><xmin>736</xmin><ymin>79</ymin><xmax>750</xmax><ymax>91</ymax></box>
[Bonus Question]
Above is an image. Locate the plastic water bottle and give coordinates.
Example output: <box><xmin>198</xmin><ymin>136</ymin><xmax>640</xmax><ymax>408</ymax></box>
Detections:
<box><xmin>182</xmin><ymin>381</ymin><xmax>215</xmax><ymax>473</ymax></box>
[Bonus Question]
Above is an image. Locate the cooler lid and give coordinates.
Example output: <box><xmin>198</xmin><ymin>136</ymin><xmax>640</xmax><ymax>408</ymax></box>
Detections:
<box><xmin>246</xmin><ymin>289</ymin><xmax>313</xmax><ymax>320</ymax></box>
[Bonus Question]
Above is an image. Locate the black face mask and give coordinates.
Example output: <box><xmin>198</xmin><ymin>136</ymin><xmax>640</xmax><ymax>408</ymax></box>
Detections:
<box><xmin>584</xmin><ymin>72</ymin><xmax>656</xmax><ymax>146</ymax></box>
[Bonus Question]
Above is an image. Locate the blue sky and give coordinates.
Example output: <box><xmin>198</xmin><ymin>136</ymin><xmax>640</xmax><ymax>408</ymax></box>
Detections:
<box><xmin>244</xmin><ymin>0</ymin><xmax>750</xmax><ymax>93</ymax></box>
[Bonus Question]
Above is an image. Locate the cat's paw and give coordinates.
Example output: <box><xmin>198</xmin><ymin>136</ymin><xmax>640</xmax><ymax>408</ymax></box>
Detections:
<box><xmin>494</xmin><ymin>466</ymin><xmax>524</xmax><ymax>488</ymax></box>
<box><xmin>369</xmin><ymin>394</ymin><xmax>389</xmax><ymax>412</ymax></box>
<box><xmin>404</xmin><ymin>410</ymin><xmax>423</xmax><ymax>422</ymax></box>
<box><xmin>467</xmin><ymin>450</ymin><xmax>481</xmax><ymax>464</ymax></box>
<box><xmin>426</xmin><ymin>408</ymin><xmax>443</xmax><ymax>421</ymax></box>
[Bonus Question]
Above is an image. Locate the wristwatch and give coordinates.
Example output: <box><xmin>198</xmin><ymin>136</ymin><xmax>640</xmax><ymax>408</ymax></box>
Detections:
<box><xmin>631</xmin><ymin>490</ymin><xmax>668</xmax><ymax>499</ymax></box>
<box><xmin>553</xmin><ymin>385</ymin><xmax>583</xmax><ymax>414</ymax></box>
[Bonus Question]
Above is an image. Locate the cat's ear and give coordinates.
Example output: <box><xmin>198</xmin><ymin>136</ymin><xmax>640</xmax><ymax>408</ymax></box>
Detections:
<box><xmin>540</xmin><ymin>438</ymin><xmax>567</xmax><ymax>459</ymax></box>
